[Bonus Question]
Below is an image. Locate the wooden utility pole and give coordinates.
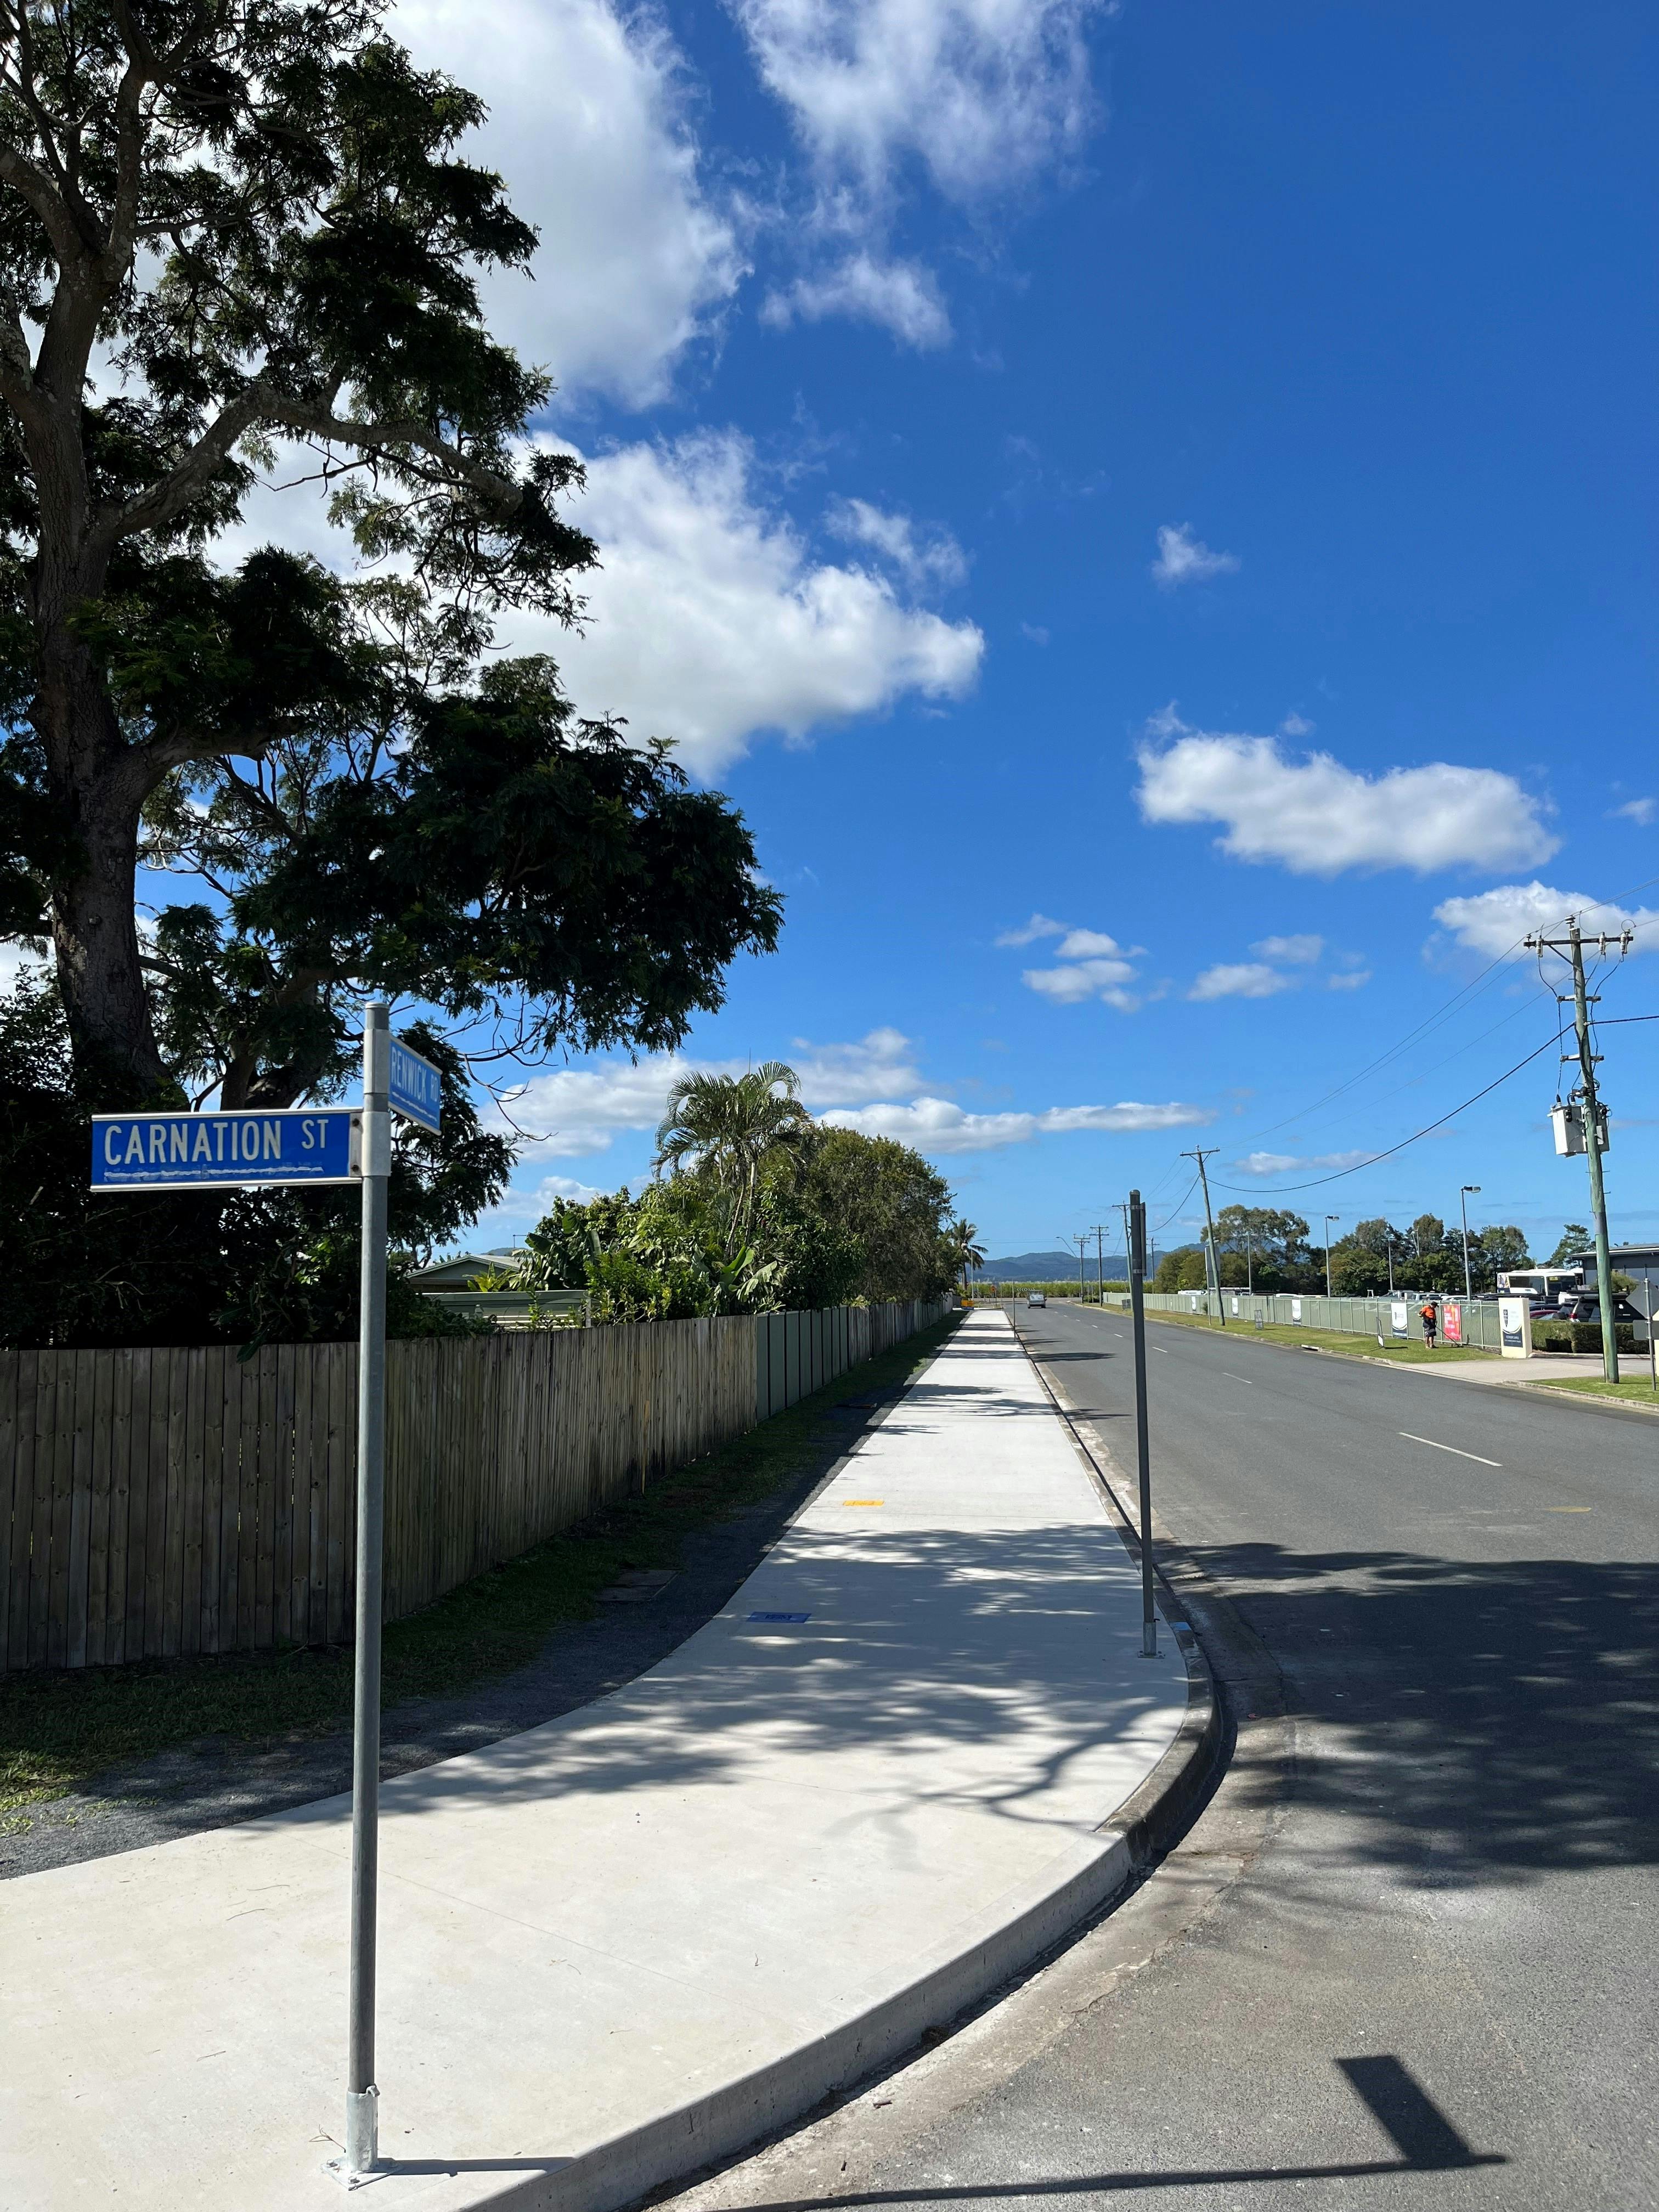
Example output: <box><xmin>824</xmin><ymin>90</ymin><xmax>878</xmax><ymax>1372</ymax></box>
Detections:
<box><xmin>1182</xmin><ymin>1146</ymin><xmax>1225</xmax><ymax>1325</ymax></box>
<box><xmin>1524</xmin><ymin>916</ymin><xmax>1630</xmax><ymax>1383</ymax></box>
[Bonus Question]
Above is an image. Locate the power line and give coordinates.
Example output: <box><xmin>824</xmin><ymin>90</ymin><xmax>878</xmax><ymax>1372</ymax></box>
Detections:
<box><xmin>1209</xmin><ymin>1031</ymin><xmax>1560</xmax><ymax>1195</ymax></box>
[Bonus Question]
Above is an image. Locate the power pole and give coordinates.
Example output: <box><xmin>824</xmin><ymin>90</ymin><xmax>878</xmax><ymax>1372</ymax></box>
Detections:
<box><xmin>1057</xmin><ymin>1232</ymin><xmax>1087</xmax><ymax>1301</ymax></box>
<box><xmin>1181</xmin><ymin>1147</ymin><xmax>1225</xmax><ymax>1325</ymax></box>
<box><xmin>1525</xmin><ymin>916</ymin><xmax>1631</xmax><ymax>1383</ymax></box>
<box><xmin>1087</xmin><ymin>1223</ymin><xmax>1114</xmax><ymax>1303</ymax></box>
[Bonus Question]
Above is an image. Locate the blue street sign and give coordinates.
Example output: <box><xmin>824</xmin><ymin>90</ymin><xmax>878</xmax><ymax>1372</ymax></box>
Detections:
<box><xmin>91</xmin><ymin>1108</ymin><xmax>358</xmax><ymax>1192</ymax></box>
<box><xmin>388</xmin><ymin>1038</ymin><xmax>442</xmax><ymax>1133</ymax></box>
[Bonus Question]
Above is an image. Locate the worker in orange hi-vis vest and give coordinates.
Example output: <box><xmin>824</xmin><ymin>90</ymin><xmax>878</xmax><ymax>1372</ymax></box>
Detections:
<box><xmin>1420</xmin><ymin>1299</ymin><xmax>1438</xmax><ymax>1349</ymax></box>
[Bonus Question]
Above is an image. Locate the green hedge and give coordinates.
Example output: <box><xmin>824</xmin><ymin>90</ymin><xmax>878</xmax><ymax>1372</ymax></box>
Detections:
<box><xmin>1534</xmin><ymin>1322</ymin><xmax>1639</xmax><ymax>1355</ymax></box>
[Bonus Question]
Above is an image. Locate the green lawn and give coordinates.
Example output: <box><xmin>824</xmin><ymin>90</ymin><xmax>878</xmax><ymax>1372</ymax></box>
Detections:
<box><xmin>0</xmin><ymin>1314</ymin><xmax>960</xmax><ymax>1829</ymax></box>
<box><xmin>1523</xmin><ymin>1374</ymin><xmax>1659</xmax><ymax>1409</ymax></box>
<box><xmin>1135</xmin><ymin>1307</ymin><xmax>1494</xmax><ymax>1365</ymax></box>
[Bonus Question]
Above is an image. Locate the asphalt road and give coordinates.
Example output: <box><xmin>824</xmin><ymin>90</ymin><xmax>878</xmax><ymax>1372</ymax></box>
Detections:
<box><xmin>701</xmin><ymin>1306</ymin><xmax>1658</xmax><ymax>2212</ymax></box>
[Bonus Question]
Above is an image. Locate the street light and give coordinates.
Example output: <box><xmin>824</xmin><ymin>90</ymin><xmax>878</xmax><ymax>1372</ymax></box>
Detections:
<box><xmin>1324</xmin><ymin>1214</ymin><xmax>1340</xmax><ymax>1300</ymax></box>
<box><xmin>1460</xmin><ymin>1186</ymin><xmax>1481</xmax><ymax>1301</ymax></box>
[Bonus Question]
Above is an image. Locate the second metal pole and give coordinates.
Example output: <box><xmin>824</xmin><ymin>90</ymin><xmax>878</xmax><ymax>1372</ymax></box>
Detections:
<box><xmin>344</xmin><ymin>1002</ymin><xmax>391</xmax><ymax>2181</ymax></box>
<box><xmin>1128</xmin><ymin>1189</ymin><xmax>1157</xmax><ymax>1658</ymax></box>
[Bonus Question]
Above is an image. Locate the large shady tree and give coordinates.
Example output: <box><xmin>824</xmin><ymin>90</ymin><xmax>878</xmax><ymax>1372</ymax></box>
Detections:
<box><xmin>0</xmin><ymin>0</ymin><xmax>780</xmax><ymax>1111</ymax></box>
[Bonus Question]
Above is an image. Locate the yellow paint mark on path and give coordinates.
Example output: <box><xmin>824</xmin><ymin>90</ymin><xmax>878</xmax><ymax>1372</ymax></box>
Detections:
<box><xmin>843</xmin><ymin>1499</ymin><xmax>884</xmax><ymax>1508</ymax></box>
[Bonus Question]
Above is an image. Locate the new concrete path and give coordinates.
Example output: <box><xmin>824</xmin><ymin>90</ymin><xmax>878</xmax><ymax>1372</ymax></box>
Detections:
<box><xmin>0</xmin><ymin>1310</ymin><xmax>1189</xmax><ymax>2212</ymax></box>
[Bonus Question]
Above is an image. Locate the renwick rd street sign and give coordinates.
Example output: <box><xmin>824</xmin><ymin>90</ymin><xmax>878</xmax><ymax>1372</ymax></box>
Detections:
<box><xmin>91</xmin><ymin>1107</ymin><xmax>358</xmax><ymax>1191</ymax></box>
<box><xmin>388</xmin><ymin>1037</ymin><xmax>442</xmax><ymax>1133</ymax></box>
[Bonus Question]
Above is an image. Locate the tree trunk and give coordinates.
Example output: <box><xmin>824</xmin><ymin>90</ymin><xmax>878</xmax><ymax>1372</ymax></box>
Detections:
<box><xmin>39</xmin><ymin>660</ymin><xmax>168</xmax><ymax>1100</ymax></box>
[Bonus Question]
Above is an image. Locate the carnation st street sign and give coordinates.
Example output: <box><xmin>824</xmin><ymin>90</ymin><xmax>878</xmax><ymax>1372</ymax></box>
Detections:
<box><xmin>91</xmin><ymin>1107</ymin><xmax>357</xmax><ymax>1191</ymax></box>
<box><xmin>86</xmin><ymin>1007</ymin><xmax>434</xmax><ymax>2184</ymax></box>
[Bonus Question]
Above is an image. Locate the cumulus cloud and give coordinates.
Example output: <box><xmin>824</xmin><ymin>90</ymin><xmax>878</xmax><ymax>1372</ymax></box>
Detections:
<box><xmin>997</xmin><ymin>916</ymin><xmax>1145</xmax><ymax>1007</ymax></box>
<box><xmin>789</xmin><ymin>1027</ymin><xmax>926</xmax><ymax>1101</ymax></box>
<box><xmin>393</xmin><ymin>0</ymin><xmax>742</xmax><ymax>406</ymax></box>
<box><xmin>1232</xmin><ymin>1148</ymin><xmax>1378</xmax><ymax>1178</ymax></box>
<box><xmin>544</xmin><ymin>432</ymin><xmax>984</xmax><ymax>772</ymax></box>
<box><xmin>1612</xmin><ymin>797</ymin><xmax>1656</xmax><ymax>825</ymax></box>
<box><xmin>1023</xmin><ymin>956</ymin><xmax>1140</xmax><ymax>1011</ymax></box>
<box><xmin>1252</xmin><ymin>933</ymin><xmax>1323</xmax><ymax>964</ymax></box>
<box><xmin>821</xmin><ymin>1096</ymin><xmax>1212</xmax><ymax>1153</ymax></box>
<box><xmin>1151</xmin><ymin>523</ymin><xmax>1238</xmax><ymax>588</ymax></box>
<box><xmin>1326</xmin><ymin>969</ymin><xmax>1372</xmax><ymax>991</ymax></box>
<box><xmin>1431</xmin><ymin>883</ymin><xmax>1659</xmax><ymax>960</ymax></box>
<box><xmin>762</xmin><ymin>253</ymin><xmax>952</xmax><ymax>348</ymax></box>
<box><xmin>1136</xmin><ymin>710</ymin><xmax>1557</xmax><ymax>876</ymax></box>
<box><xmin>503</xmin><ymin>1029</ymin><xmax>927</xmax><ymax>1154</ymax></box>
<box><xmin>1188</xmin><ymin>962</ymin><xmax>1295</xmax><ymax>1002</ymax></box>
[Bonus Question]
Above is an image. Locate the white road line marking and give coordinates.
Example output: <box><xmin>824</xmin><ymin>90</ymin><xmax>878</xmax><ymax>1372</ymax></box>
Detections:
<box><xmin>1399</xmin><ymin>1431</ymin><xmax>1502</xmax><ymax>1466</ymax></box>
<box><xmin>1222</xmin><ymin>1372</ymin><xmax>1255</xmax><ymax>1385</ymax></box>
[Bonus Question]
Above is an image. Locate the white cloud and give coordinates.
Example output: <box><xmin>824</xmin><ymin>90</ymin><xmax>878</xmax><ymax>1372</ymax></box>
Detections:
<box><xmin>763</xmin><ymin>253</ymin><xmax>952</xmax><ymax>348</ymax></box>
<box><xmin>393</xmin><ymin>0</ymin><xmax>742</xmax><ymax>407</ymax></box>
<box><xmin>1188</xmin><ymin>962</ymin><xmax>1294</xmax><ymax>1002</ymax></box>
<box><xmin>789</xmin><ymin>1027</ymin><xmax>926</xmax><ymax>1102</ymax></box>
<box><xmin>1136</xmin><ymin>710</ymin><xmax>1557</xmax><ymax>876</ymax></box>
<box><xmin>1023</xmin><ymin>956</ymin><xmax>1139</xmax><ymax>1010</ymax></box>
<box><xmin>0</xmin><ymin>944</ymin><xmax>50</xmax><ymax>994</ymax></box>
<box><xmin>821</xmin><ymin>1096</ymin><xmax>1211</xmax><ymax>1153</ymax></box>
<box><xmin>827</xmin><ymin>498</ymin><xmax>968</xmax><ymax>588</ymax></box>
<box><xmin>1233</xmin><ymin>1149</ymin><xmax>1376</xmax><ymax>1178</ymax></box>
<box><xmin>1431</xmin><ymin>882</ymin><xmax>1659</xmax><ymax>960</ymax></box>
<box><xmin>219</xmin><ymin>430</ymin><xmax>983</xmax><ymax>775</ymax></box>
<box><xmin>547</xmin><ymin>432</ymin><xmax>984</xmax><ymax>772</ymax></box>
<box><xmin>997</xmin><ymin>918</ymin><xmax>1145</xmax><ymax>1007</ymax></box>
<box><xmin>1612</xmin><ymin>797</ymin><xmax>1657</xmax><ymax>825</ymax></box>
<box><xmin>1326</xmin><ymin>969</ymin><xmax>1371</xmax><ymax>991</ymax></box>
<box><xmin>731</xmin><ymin>0</ymin><xmax>1101</xmax><ymax>204</ymax></box>
<box><xmin>1252</xmin><ymin>933</ymin><xmax>1323</xmax><ymax>964</ymax></box>
<box><xmin>995</xmin><ymin>912</ymin><xmax>1070</xmax><ymax>946</ymax></box>
<box><xmin>734</xmin><ymin>1</ymin><xmax>1102</xmax><ymax>346</ymax></box>
<box><xmin>1151</xmin><ymin>523</ymin><xmax>1239</xmax><ymax>588</ymax></box>
<box><xmin>502</xmin><ymin>1029</ymin><xmax>927</xmax><ymax>1154</ymax></box>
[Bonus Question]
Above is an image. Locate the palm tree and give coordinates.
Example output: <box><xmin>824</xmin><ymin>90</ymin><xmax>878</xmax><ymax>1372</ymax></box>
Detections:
<box><xmin>948</xmin><ymin>1217</ymin><xmax>985</xmax><ymax>1294</ymax></box>
<box><xmin>652</xmin><ymin>1062</ymin><xmax>814</xmax><ymax>1242</ymax></box>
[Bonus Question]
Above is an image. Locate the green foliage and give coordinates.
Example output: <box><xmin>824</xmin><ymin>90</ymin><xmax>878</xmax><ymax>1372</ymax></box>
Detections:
<box><xmin>0</xmin><ymin>969</ymin><xmax>502</xmax><ymax>1348</ymax></box>
<box><xmin>518</xmin><ymin>1118</ymin><xmax>956</xmax><ymax>1322</ymax></box>
<box><xmin>1154</xmin><ymin>1248</ymin><xmax>1209</xmax><ymax>1293</ymax></box>
<box><xmin>1548</xmin><ymin>1223</ymin><xmax>1592</xmax><ymax>1265</ymax></box>
<box><xmin>2</xmin><ymin>0</ymin><xmax>778</xmax><ymax>1113</ymax></box>
<box><xmin>797</xmin><ymin>1130</ymin><xmax>957</xmax><ymax>1304</ymax></box>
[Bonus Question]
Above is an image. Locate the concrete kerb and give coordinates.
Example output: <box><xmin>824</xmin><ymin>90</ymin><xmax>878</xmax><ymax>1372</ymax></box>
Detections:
<box><xmin>515</xmin><ymin>1312</ymin><xmax>1221</xmax><ymax>2212</ymax></box>
<box><xmin>2</xmin><ymin>1310</ymin><xmax>1211</xmax><ymax>2212</ymax></box>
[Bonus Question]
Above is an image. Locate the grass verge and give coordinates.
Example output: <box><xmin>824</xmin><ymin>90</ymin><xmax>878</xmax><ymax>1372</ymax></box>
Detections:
<box><xmin>1523</xmin><ymin>1375</ymin><xmax>1659</xmax><ymax>1409</ymax></box>
<box><xmin>1135</xmin><ymin>1307</ymin><xmax>1494</xmax><ymax>1365</ymax></box>
<box><xmin>0</xmin><ymin>1313</ymin><xmax>960</xmax><ymax>1829</ymax></box>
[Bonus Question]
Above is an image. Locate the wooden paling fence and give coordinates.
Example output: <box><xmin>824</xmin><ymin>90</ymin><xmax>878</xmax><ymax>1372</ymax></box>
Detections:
<box><xmin>0</xmin><ymin>1299</ymin><xmax>948</xmax><ymax>1674</ymax></box>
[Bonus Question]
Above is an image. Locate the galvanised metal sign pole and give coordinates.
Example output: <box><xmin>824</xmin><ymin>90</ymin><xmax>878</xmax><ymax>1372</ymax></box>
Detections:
<box><xmin>336</xmin><ymin>1008</ymin><xmax>441</xmax><ymax>2188</ymax></box>
<box><xmin>89</xmin><ymin>1003</ymin><xmax>443</xmax><ymax>2192</ymax></box>
<box><xmin>1127</xmin><ymin>1188</ymin><xmax>1158</xmax><ymax>1658</ymax></box>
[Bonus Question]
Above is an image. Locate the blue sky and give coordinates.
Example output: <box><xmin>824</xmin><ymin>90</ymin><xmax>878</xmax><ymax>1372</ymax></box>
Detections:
<box><xmin>181</xmin><ymin>3</ymin><xmax>1659</xmax><ymax>1257</ymax></box>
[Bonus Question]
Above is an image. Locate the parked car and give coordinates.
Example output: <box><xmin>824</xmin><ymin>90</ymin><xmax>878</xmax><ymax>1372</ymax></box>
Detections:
<box><xmin>1027</xmin><ymin>1291</ymin><xmax>1047</xmax><ymax>1307</ymax></box>
<box><xmin>1548</xmin><ymin>1293</ymin><xmax>1643</xmax><ymax>1326</ymax></box>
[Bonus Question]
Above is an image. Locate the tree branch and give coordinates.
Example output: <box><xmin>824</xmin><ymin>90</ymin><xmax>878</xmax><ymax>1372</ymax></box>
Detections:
<box><xmin>89</xmin><ymin>386</ymin><xmax>527</xmax><ymax>557</ymax></box>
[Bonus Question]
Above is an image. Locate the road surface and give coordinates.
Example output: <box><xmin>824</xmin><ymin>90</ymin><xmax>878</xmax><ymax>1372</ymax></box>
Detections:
<box><xmin>689</xmin><ymin>1301</ymin><xmax>1658</xmax><ymax>2211</ymax></box>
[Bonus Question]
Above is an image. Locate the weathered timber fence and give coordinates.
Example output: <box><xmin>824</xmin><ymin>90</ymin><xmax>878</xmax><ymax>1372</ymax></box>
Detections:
<box><xmin>0</xmin><ymin>1299</ymin><xmax>949</xmax><ymax>1674</ymax></box>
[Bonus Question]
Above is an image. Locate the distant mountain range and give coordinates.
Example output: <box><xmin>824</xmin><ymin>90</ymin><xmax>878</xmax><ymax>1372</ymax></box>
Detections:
<box><xmin>970</xmin><ymin>1250</ymin><xmax>1130</xmax><ymax>1282</ymax></box>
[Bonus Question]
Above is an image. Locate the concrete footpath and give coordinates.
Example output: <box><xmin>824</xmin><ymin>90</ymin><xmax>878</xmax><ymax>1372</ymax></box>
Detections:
<box><xmin>0</xmin><ymin>1310</ymin><xmax>1192</xmax><ymax>2212</ymax></box>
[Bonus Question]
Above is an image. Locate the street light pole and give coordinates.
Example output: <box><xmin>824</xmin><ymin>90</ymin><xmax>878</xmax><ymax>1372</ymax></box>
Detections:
<box><xmin>1324</xmin><ymin>1214</ymin><xmax>1339</xmax><ymax>1301</ymax></box>
<box><xmin>1459</xmin><ymin>1185</ymin><xmax>1481</xmax><ymax>1302</ymax></box>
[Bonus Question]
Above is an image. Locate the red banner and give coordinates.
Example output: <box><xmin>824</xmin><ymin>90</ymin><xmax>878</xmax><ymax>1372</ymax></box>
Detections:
<box><xmin>1443</xmin><ymin>1301</ymin><xmax>1463</xmax><ymax>1345</ymax></box>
